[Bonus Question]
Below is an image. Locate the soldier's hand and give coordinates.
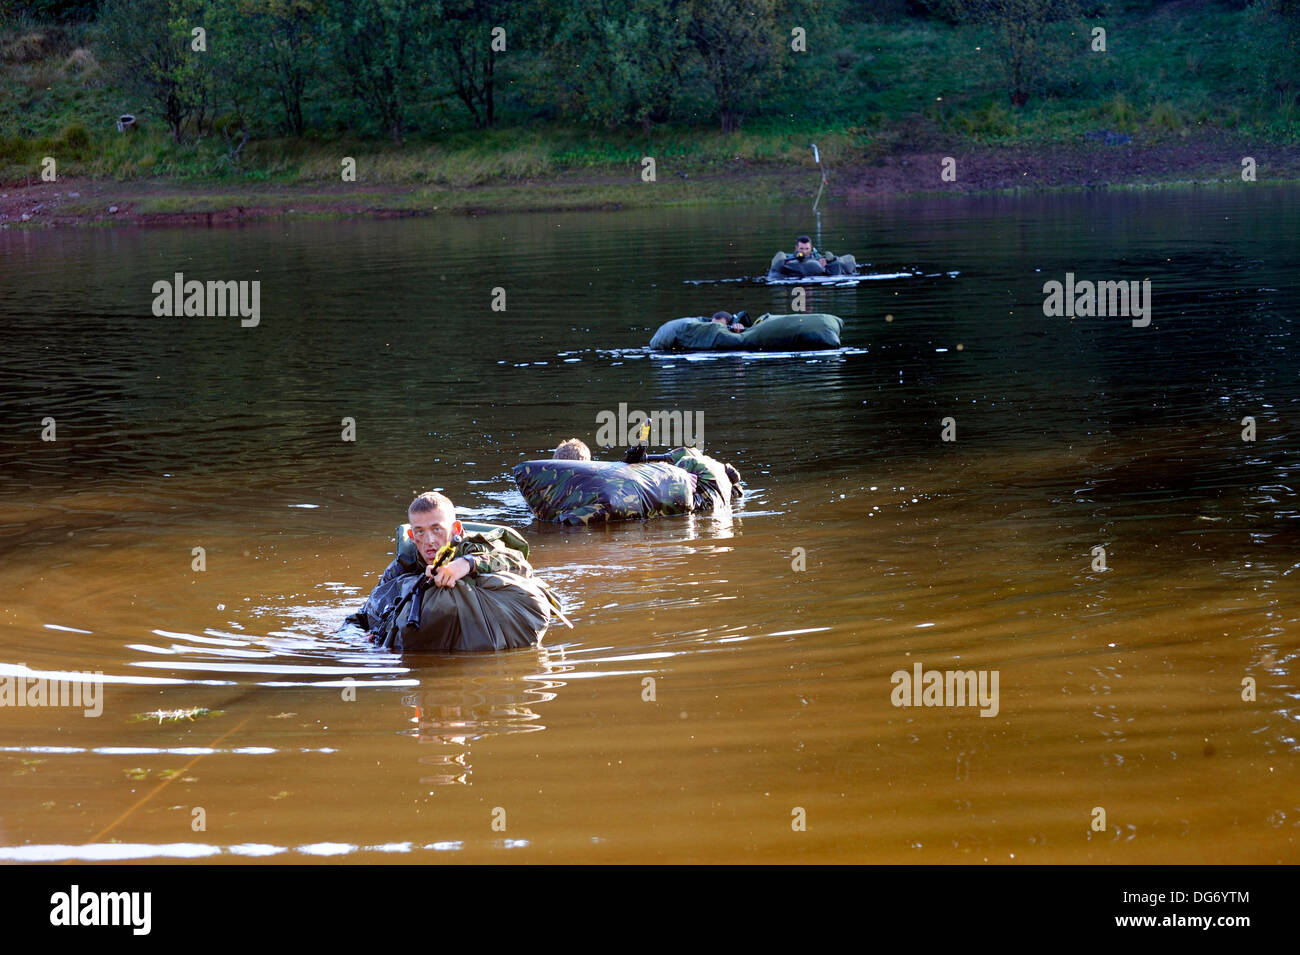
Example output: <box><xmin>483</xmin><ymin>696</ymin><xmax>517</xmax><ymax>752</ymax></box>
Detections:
<box><xmin>427</xmin><ymin>557</ymin><xmax>473</xmax><ymax>588</ymax></box>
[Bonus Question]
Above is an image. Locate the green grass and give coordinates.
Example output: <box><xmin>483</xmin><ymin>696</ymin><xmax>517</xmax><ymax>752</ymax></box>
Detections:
<box><xmin>3</xmin><ymin>3</ymin><xmax>1298</xmax><ymax>189</ymax></box>
<box><xmin>55</xmin><ymin>177</ymin><xmax>794</xmax><ymax>218</ymax></box>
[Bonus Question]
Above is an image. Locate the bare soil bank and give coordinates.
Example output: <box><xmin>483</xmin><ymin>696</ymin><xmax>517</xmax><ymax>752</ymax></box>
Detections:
<box><xmin>3</xmin><ymin>136</ymin><xmax>1294</xmax><ymax>227</ymax></box>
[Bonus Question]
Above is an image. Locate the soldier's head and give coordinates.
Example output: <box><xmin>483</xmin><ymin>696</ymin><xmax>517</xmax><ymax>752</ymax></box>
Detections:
<box><xmin>711</xmin><ymin>310</ymin><xmax>733</xmax><ymax>326</ymax></box>
<box><xmin>554</xmin><ymin>438</ymin><xmax>591</xmax><ymax>461</ymax></box>
<box><xmin>794</xmin><ymin>235</ymin><xmax>813</xmax><ymax>258</ymax></box>
<box><xmin>408</xmin><ymin>491</ymin><xmax>463</xmax><ymax>563</ymax></box>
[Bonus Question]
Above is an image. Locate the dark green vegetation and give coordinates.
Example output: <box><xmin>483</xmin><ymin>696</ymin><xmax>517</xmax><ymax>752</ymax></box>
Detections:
<box><xmin>2</xmin><ymin>0</ymin><xmax>1298</xmax><ymax>185</ymax></box>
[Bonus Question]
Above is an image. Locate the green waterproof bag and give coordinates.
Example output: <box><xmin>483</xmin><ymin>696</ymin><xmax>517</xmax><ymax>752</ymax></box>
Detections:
<box><xmin>648</xmin><ymin>313</ymin><xmax>843</xmax><ymax>351</ymax></box>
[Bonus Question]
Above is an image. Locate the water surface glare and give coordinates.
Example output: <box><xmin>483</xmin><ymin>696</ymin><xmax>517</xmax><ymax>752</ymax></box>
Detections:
<box><xmin>1</xmin><ymin>192</ymin><xmax>1297</xmax><ymax>863</ymax></box>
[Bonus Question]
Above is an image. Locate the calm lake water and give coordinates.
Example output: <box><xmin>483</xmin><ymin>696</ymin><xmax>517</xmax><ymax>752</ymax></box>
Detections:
<box><xmin>0</xmin><ymin>188</ymin><xmax>1296</xmax><ymax>863</ymax></box>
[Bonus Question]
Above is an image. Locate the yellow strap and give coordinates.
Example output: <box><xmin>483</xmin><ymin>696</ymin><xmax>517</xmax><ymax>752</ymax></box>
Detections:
<box><xmin>431</xmin><ymin>542</ymin><xmax>456</xmax><ymax>569</ymax></box>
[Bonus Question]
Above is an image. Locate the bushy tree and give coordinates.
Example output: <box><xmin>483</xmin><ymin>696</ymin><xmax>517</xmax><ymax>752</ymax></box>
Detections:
<box><xmin>431</xmin><ymin>0</ymin><xmax>530</xmax><ymax>128</ymax></box>
<box><xmin>6</xmin><ymin>1</ymin><xmax>101</xmax><ymax>23</ymax></box>
<box><xmin>687</xmin><ymin>0</ymin><xmax>783</xmax><ymax>132</ymax></box>
<box><xmin>99</xmin><ymin>0</ymin><xmax>215</xmax><ymax>141</ymax></box>
<box><xmin>953</xmin><ymin>0</ymin><xmax>1082</xmax><ymax>106</ymax></box>
<box><xmin>1246</xmin><ymin>0</ymin><xmax>1300</xmax><ymax>106</ymax></box>
<box><xmin>240</xmin><ymin>0</ymin><xmax>323</xmax><ymax>135</ymax></box>
<box><xmin>322</xmin><ymin>0</ymin><xmax>435</xmax><ymax>143</ymax></box>
<box><xmin>551</xmin><ymin>0</ymin><xmax>691</xmax><ymax>131</ymax></box>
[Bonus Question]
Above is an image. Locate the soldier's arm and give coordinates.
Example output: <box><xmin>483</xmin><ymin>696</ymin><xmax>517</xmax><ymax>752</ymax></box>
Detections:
<box><xmin>459</xmin><ymin>541</ymin><xmax>533</xmax><ymax>577</ymax></box>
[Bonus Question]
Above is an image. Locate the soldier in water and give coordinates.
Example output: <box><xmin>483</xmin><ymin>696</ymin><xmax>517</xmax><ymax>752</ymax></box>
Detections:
<box><xmin>553</xmin><ymin>438</ymin><xmax>591</xmax><ymax>460</ymax></box>
<box><xmin>771</xmin><ymin>235</ymin><xmax>858</xmax><ymax>278</ymax></box>
<box><xmin>514</xmin><ymin>427</ymin><xmax>743</xmax><ymax>525</ymax></box>
<box><xmin>345</xmin><ymin>491</ymin><xmax>536</xmax><ymax>643</ymax></box>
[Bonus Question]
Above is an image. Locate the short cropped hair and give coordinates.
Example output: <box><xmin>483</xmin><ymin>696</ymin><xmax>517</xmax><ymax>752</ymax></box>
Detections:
<box><xmin>712</xmin><ymin>310</ymin><xmax>733</xmax><ymax>323</ymax></box>
<box><xmin>554</xmin><ymin>438</ymin><xmax>591</xmax><ymax>461</ymax></box>
<box><xmin>796</xmin><ymin>234</ymin><xmax>812</xmax><ymax>244</ymax></box>
<box><xmin>409</xmin><ymin>491</ymin><xmax>455</xmax><ymax>519</ymax></box>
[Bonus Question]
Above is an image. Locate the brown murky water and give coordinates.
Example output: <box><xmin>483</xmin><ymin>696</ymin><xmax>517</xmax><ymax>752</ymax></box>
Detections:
<box><xmin>0</xmin><ymin>191</ymin><xmax>1296</xmax><ymax>863</ymax></box>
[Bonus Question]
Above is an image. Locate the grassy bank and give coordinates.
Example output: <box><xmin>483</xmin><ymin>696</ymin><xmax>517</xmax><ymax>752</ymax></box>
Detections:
<box><xmin>2</xmin><ymin>0</ymin><xmax>1298</xmax><ymax>219</ymax></box>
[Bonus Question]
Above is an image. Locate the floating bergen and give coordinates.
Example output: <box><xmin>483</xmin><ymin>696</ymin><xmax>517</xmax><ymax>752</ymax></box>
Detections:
<box><xmin>649</xmin><ymin>313</ymin><xmax>843</xmax><ymax>352</ymax></box>
<box><xmin>513</xmin><ymin>447</ymin><xmax>742</xmax><ymax>525</ymax></box>
<box><xmin>767</xmin><ymin>250</ymin><xmax>860</xmax><ymax>280</ymax></box>
<box><xmin>344</xmin><ymin>522</ymin><xmax>564</xmax><ymax>652</ymax></box>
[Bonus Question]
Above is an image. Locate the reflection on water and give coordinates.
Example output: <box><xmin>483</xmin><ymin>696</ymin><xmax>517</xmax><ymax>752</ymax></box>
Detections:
<box><xmin>0</xmin><ymin>838</ymin><xmax>529</xmax><ymax>862</ymax></box>
<box><xmin>0</xmin><ymin>190</ymin><xmax>1297</xmax><ymax>862</ymax></box>
<box><xmin>403</xmin><ymin>648</ymin><xmax>566</xmax><ymax>786</ymax></box>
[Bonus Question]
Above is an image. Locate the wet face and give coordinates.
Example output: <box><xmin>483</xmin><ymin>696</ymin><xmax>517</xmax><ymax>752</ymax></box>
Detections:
<box><xmin>409</xmin><ymin>506</ymin><xmax>461</xmax><ymax>563</ymax></box>
<box><xmin>795</xmin><ymin>239</ymin><xmax>813</xmax><ymax>257</ymax></box>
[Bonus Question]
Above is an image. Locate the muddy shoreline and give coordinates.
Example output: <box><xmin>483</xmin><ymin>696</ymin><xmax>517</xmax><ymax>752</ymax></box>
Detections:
<box><xmin>3</xmin><ymin>136</ymin><xmax>1295</xmax><ymax>227</ymax></box>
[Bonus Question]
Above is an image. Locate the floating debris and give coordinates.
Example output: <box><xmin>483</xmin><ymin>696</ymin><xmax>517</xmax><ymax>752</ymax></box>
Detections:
<box><xmin>133</xmin><ymin>707</ymin><xmax>224</xmax><ymax>724</ymax></box>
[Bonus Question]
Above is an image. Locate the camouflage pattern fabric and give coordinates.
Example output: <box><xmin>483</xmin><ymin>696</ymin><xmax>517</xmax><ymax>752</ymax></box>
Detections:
<box><xmin>667</xmin><ymin>447</ymin><xmax>743</xmax><ymax>512</ymax></box>
<box><xmin>392</xmin><ymin>523</ymin><xmax>533</xmax><ymax>577</ymax></box>
<box><xmin>396</xmin><ymin>521</ymin><xmax>531</xmax><ymax>566</ymax></box>
<box><xmin>513</xmin><ymin>450</ymin><xmax>742</xmax><ymax>524</ymax></box>
<box><xmin>513</xmin><ymin>459</ymin><xmax>694</xmax><ymax>524</ymax></box>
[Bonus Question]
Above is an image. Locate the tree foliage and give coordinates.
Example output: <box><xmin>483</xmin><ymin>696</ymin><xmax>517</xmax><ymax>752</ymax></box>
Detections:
<box><xmin>1246</xmin><ymin>0</ymin><xmax>1300</xmax><ymax>105</ymax></box>
<box><xmin>99</xmin><ymin>0</ymin><xmax>214</xmax><ymax>142</ymax></box>
<box><xmin>953</xmin><ymin>0</ymin><xmax>1082</xmax><ymax>106</ymax></box>
<box><xmin>81</xmin><ymin>0</ymin><xmax>1300</xmax><ymax>151</ymax></box>
<box><xmin>687</xmin><ymin>0</ymin><xmax>783</xmax><ymax>132</ymax></box>
<box><xmin>322</xmin><ymin>0</ymin><xmax>435</xmax><ymax>143</ymax></box>
<box><xmin>551</xmin><ymin>0</ymin><xmax>692</xmax><ymax>131</ymax></box>
<box><xmin>432</xmin><ymin>0</ymin><xmax>522</xmax><ymax>129</ymax></box>
<box><xmin>241</xmin><ymin>0</ymin><xmax>323</xmax><ymax>136</ymax></box>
